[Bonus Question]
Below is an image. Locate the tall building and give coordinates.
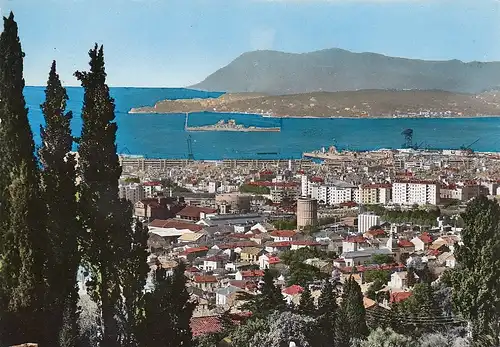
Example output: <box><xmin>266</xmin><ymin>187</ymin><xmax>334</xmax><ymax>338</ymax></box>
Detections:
<box><xmin>360</xmin><ymin>183</ymin><xmax>392</xmax><ymax>205</ymax></box>
<box><xmin>296</xmin><ymin>197</ymin><xmax>318</xmax><ymax>230</ymax></box>
<box><xmin>358</xmin><ymin>213</ymin><xmax>381</xmax><ymax>234</ymax></box>
<box><xmin>392</xmin><ymin>181</ymin><xmax>440</xmax><ymax>205</ymax></box>
<box><xmin>119</xmin><ymin>183</ymin><xmax>145</xmax><ymax>204</ymax></box>
<box><xmin>301</xmin><ymin>175</ymin><xmax>309</xmax><ymax>197</ymax></box>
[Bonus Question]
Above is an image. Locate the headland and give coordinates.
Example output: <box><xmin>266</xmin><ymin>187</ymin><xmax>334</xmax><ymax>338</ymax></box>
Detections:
<box><xmin>128</xmin><ymin>90</ymin><xmax>500</xmax><ymax>118</ymax></box>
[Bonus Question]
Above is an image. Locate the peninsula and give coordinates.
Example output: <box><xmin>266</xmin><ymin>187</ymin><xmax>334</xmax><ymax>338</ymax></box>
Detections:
<box><xmin>128</xmin><ymin>89</ymin><xmax>500</xmax><ymax>118</ymax></box>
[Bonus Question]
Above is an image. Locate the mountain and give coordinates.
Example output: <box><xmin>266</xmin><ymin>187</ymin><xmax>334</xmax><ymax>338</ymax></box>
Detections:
<box><xmin>190</xmin><ymin>48</ymin><xmax>500</xmax><ymax>95</ymax></box>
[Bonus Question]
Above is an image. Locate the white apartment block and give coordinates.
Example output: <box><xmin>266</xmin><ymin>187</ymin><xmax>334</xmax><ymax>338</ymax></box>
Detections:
<box><xmin>119</xmin><ymin>183</ymin><xmax>145</xmax><ymax>204</ymax></box>
<box><xmin>317</xmin><ymin>185</ymin><xmax>359</xmax><ymax>205</ymax></box>
<box><xmin>358</xmin><ymin>213</ymin><xmax>381</xmax><ymax>234</ymax></box>
<box><xmin>142</xmin><ymin>182</ymin><xmax>163</xmax><ymax>197</ymax></box>
<box><xmin>301</xmin><ymin>175</ymin><xmax>309</xmax><ymax>197</ymax></box>
<box><xmin>392</xmin><ymin>181</ymin><xmax>440</xmax><ymax>205</ymax></box>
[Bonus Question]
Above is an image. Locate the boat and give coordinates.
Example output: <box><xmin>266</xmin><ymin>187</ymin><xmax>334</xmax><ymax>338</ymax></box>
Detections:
<box><xmin>185</xmin><ymin>118</ymin><xmax>281</xmax><ymax>132</ymax></box>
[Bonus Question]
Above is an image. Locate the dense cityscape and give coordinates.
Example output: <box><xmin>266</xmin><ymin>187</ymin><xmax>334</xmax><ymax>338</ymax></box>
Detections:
<box><xmin>0</xmin><ymin>8</ymin><xmax>499</xmax><ymax>347</ymax></box>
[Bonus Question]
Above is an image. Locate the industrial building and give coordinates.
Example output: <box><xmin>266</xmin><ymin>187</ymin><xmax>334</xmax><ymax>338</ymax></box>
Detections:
<box><xmin>296</xmin><ymin>197</ymin><xmax>318</xmax><ymax>230</ymax></box>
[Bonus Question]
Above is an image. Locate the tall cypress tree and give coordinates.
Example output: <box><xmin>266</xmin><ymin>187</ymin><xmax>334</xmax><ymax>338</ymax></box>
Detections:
<box><xmin>240</xmin><ymin>269</ymin><xmax>286</xmax><ymax>318</ymax></box>
<box><xmin>298</xmin><ymin>285</ymin><xmax>315</xmax><ymax>316</ymax></box>
<box><xmin>0</xmin><ymin>12</ymin><xmax>46</xmax><ymax>346</ymax></box>
<box><xmin>341</xmin><ymin>277</ymin><xmax>369</xmax><ymax>341</ymax></box>
<box><xmin>317</xmin><ymin>280</ymin><xmax>339</xmax><ymax>347</ymax></box>
<box><xmin>138</xmin><ymin>262</ymin><xmax>196</xmax><ymax>347</ymax></box>
<box><xmin>75</xmin><ymin>44</ymin><xmax>134</xmax><ymax>347</ymax></box>
<box><xmin>120</xmin><ymin>217</ymin><xmax>149</xmax><ymax>347</ymax></box>
<box><xmin>452</xmin><ymin>196</ymin><xmax>500</xmax><ymax>345</ymax></box>
<box><xmin>39</xmin><ymin>61</ymin><xmax>81</xmax><ymax>347</ymax></box>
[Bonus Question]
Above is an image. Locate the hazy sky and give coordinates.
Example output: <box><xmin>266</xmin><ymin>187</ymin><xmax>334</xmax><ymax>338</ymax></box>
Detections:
<box><xmin>2</xmin><ymin>0</ymin><xmax>500</xmax><ymax>87</ymax></box>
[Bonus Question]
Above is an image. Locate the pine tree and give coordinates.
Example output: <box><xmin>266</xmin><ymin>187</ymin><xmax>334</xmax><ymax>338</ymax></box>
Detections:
<box><xmin>39</xmin><ymin>60</ymin><xmax>81</xmax><ymax>347</ymax></box>
<box><xmin>298</xmin><ymin>285</ymin><xmax>315</xmax><ymax>316</ymax></box>
<box><xmin>341</xmin><ymin>277</ymin><xmax>369</xmax><ymax>341</ymax></box>
<box><xmin>0</xmin><ymin>12</ymin><xmax>46</xmax><ymax>346</ymax></box>
<box><xmin>75</xmin><ymin>44</ymin><xmax>142</xmax><ymax>347</ymax></box>
<box><xmin>452</xmin><ymin>196</ymin><xmax>500</xmax><ymax>345</ymax></box>
<box><xmin>317</xmin><ymin>280</ymin><xmax>339</xmax><ymax>347</ymax></box>
<box><xmin>334</xmin><ymin>306</ymin><xmax>351</xmax><ymax>347</ymax></box>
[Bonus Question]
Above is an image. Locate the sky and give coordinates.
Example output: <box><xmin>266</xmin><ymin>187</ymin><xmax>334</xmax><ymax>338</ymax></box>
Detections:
<box><xmin>1</xmin><ymin>0</ymin><xmax>500</xmax><ymax>87</ymax></box>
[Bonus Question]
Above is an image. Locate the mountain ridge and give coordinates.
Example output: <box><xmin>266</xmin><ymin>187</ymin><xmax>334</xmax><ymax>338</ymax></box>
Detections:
<box><xmin>189</xmin><ymin>48</ymin><xmax>500</xmax><ymax>95</ymax></box>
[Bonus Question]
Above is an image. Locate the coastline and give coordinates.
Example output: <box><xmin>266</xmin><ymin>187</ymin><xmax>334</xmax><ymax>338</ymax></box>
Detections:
<box><xmin>128</xmin><ymin>109</ymin><xmax>500</xmax><ymax>120</ymax></box>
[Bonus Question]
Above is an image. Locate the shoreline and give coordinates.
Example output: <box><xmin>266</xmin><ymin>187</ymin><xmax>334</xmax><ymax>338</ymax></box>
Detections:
<box><xmin>128</xmin><ymin>109</ymin><xmax>500</xmax><ymax>120</ymax></box>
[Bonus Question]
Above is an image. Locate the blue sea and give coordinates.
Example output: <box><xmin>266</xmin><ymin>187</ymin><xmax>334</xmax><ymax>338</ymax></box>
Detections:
<box><xmin>25</xmin><ymin>86</ymin><xmax>500</xmax><ymax>160</ymax></box>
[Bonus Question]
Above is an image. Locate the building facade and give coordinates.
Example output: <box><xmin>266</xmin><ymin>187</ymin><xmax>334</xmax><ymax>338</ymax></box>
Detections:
<box><xmin>392</xmin><ymin>181</ymin><xmax>440</xmax><ymax>205</ymax></box>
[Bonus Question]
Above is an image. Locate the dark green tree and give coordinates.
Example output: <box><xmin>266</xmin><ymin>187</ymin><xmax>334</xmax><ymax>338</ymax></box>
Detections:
<box><xmin>317</xmin><ymin>280</ymin><xmax>338</xmax><ymax>346</ymax></box>
<box><xmin>240</xmin><ymin>269</ymin><xmax>286</xmax><ymax>318</ymax></box>
<box><xmin>334</xmin><ymin>306</ymin><xmax>351</xmax><ymax>347</ymax></box>
<box><xmin>0</xmin><ymin>12</ymin><xmax>46</xmax><ymax>346</ymax></box>
<box><xmin>39</xmin><ymin>60</ymin><xmax>81</xmax><ymax>347</ymax></box>
<box><xmin>298</xmin><ymin>285</ymin><xmax>315</xmax><ymax>316</ymax></box>
<box><xmin>341</xmin><ymin>276</ymin><xmax>369</xmax><ymax>341</ymax></box>
<box><xmin>75</xmin><ymin>44</ymin><xmax>146</xmax><ymax>347</ymax></box>
<box><xmin>120</xmin><ymin>217</ymin><xmax>149</xmax><ymax>347</ymax></box>
<box><xmin>407</xmin><ymin>267</ymin><xmax>417</xmax><ymax>288</ymax></box>
<box><xmin>138</xmin><ymin>262</ymin><xmax>196</xmax><ymax>347</ymax></box>
<box><xmin>452</xmin><ymin>196</ymin><xmax>500</xmax><ymax>346</ymax></box>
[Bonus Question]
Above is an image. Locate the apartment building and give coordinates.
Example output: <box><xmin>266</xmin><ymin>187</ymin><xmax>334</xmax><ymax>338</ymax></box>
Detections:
<box><xmin>440</xmin><ymin>184</ymin><xmax>482</xmax><ymax>202</ymax></box>
<box><xmin>392</xmin><ymin>181</ymin><xmax>440</xmax><ymax>205</ymax></box>
<box><xmin>119</xmin><ymin>183</ymin><xmax>145</xmax><ymax>204</ymax></box>
<box><xmin>359</xmin><ymin>183</ymin><xmax>392</xmax><ymax>205</ymax></box>
<box><xmin>358</xmin><ymin>213</ymin><xmax>381</xmax><ymax>234</ymax></box>
<box><xmin>143</xmin><ymin>181</ymin><xmax>163</xmax><ymax>197</ymax></box>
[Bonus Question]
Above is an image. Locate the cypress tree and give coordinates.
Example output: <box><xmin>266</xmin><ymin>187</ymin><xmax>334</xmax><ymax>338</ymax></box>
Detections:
<box><xmin>452</xmin><ymin>196</ymin><xmax>500</xmax><ymax>345</ymax></box>
<box><xmin>139</xmin><ymin>262</ymin><xmax>196</xmax><ymax>347</ymax></box>
<box><xmin>341</xmin><ymin>277</ymin><xmax>369</xmax><ymax>341</ymax></box>
<box><xmin>75</xmin><ymin>44</ymin><xmax>142</xmax><ymax>347</ymax></box>
<box><xmin>0</xmin><ymin>12</ymin><xmax>46</xmax><ymax>346</ymax></box>
<box><xmin>298</xmin><ymin>285</ymin><xmax>315</xmax><ymax>316</ymax></box>
<box><xmin>317</xmin><ymin>280</ymin><xmax>339</xmax><ymax>347</ymax></box>
<box><xmin>120</xmin><ymin>217</ymin><xmax>149</xmax><ymax>347</ymax></box>
<box><xmin>39</xmin><ymin>60</ymin><xmax>81</xmax><ymax>347</ymax></box>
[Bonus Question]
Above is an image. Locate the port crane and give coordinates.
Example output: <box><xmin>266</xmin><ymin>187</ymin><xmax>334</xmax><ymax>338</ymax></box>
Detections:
<box><xmin>460</xmin><ymin>138</ymin><xmax>480</xmax><ymax>154</ymax></box>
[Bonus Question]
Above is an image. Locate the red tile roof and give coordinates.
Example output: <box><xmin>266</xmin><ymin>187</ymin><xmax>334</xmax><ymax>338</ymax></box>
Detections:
<box><xmin>143</xmin><ymin>181</ymin><xmax>162</xmax><ymax>186</ymax></box>
<box><xmin>398</xmin><ymin>240</ymin><xmax>415</xmax><ymax>248</ymax></box>
<box><xmin>270</xmin><ymin>230</ymin><xmax>296</xmax><ymax>238</ymax></box>
<box><xmin>190</xmin><ymin>316</ymin><xmax>222</xmax><ymax>337</ymax></box>
<box><xmin>419</xmin><ymin>232</ymin><xmax>433</xmax><ymax>244</ymax></box>
<box><xmin>268</xmin><ymin>241</ymin><xmax>292</xmax><ymax>248</ymax></box>
<box><xmin>344</xmin><ymin>236</ymin><xmax>367</xmax><ymax>243</ymax></box>
<box><xmin>177</xmin><ymin>205</ymin><xmax>217</xmax><ymax>218</ymax></box>
<box><xmin>282</xmin><ymin>284</ymin><xmax>304</xmax><ymax>296</ymax></box>
<box><xmin>179</xmin><ymin>246</ymin><xmax>209</xmax><ymax>256</ymax></box>
<box><xmin>149</xmin><ymin>219</ymin><xmax>203</xmax><ymax>232</ymax></box>
<box><xmin>186</xmin><ymin>267</ymin><xmax>200</xmax><ymax>273</ymax></box>
<box><xmin>193</xmin><ymin>275</ymin><xmax>217</xmax><ymax>283</ymax></box>
<box><xmin>239</xmin><ymin>270</ymin><xmax>265</xmax><ymax>278</ymax></box>
<box><xmin>366</xmin><ymin>229</ymin><xmax>386</xmax><ymax>237</ymax></box>
<box><xmin>310</xmin><ymin>176</ymin><xmax>324</xmax><ymax>183</ymax></box>
<box><xmin>291</xmin><ymin>240</ymin><xmax>321</xmax><ymax>246</ymax></box>
<box><xmin>268</xmin><ymin>256</ymin><xmax>281</xmax><ymax>264</ymax></box>
<box><xmin>390</xmin><ymin>291</ymin><xmax>412</xmax><ymax>303</ymax></box>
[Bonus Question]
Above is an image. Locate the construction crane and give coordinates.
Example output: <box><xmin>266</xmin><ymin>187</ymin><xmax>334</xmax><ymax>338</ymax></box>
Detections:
<box><xmin>460</xmin><ymin>138</ymin><xmax>480</xmax><ymax>154</ymax></box>
<box><xmin>187</xmin><ymin>135</ymin><xmax>194</xmax><ymax>161</ymax></box>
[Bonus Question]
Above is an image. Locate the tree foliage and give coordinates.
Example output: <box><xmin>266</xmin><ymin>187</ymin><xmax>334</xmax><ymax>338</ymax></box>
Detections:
<box><xmin>39</xmin><ymin>60</ymin><xmax>81</xmax><ymax>347</ymax></box>
<box><xmin>240</xmin><ymin>269</ymin><xmax>286</xmax><ymax>318</ymax></box>
<box><xmin>451</xmin><ymin>196</ymin><xmax>500</xmax><ymax>345</ymax></box>
<box><xmin>0</xmin><ymin>12</ymin><xmax>46</xmax><ymax>346</ymax></box>
<box><xmin>360</xmin><ymin>327</ymin><xmax>416</xmax><ymax>347</ymax></box>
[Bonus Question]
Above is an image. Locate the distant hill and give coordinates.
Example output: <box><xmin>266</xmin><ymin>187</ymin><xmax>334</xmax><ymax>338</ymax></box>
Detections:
<box><xmin>190</xmin><ymin>49</ymin><xmax>500</xmax><ymax>95</ymax></box>
<box><xmin>129</xmin><ymin>90</ymin><xmax>500</xmax><ymax>118</ymax></box>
